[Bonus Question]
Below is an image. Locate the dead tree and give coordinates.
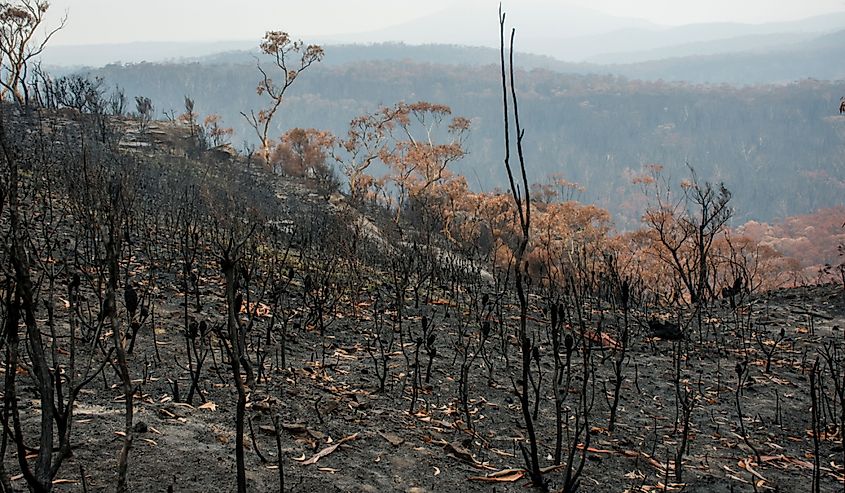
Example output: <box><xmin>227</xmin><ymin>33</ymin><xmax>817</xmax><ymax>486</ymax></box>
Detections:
<box><xmin>0</xmin><ymin>0</ymin><xmax>66</xmax><ymax>107</ymax></box>
<box><xmin>0</xmin><ymin>101</ymin><xmax>110</xmax><ymax>492</ymax></box>
<box><xmin>105</xmin><ymin>182</ymin><xmax>134</xmax><ymax>493</ymax></box>
<box><xmin>214</xmin><ymin>223</ymin><xmax>258</xmax><ymax>493</ymax></box>
<box><xmin>498</xmin><ymin>7</ymin><xmax>543</xmax><ymax>489</ymax></box>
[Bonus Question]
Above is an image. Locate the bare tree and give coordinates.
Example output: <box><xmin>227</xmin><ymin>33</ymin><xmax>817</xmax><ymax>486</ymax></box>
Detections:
<box><xmin>135</xmin><ymin>96</ymin><xmax>153</xmax><ymax>132</ymax></box>
<box><xmin>216</xmin><ymin>228</ymin><xmax>256</xmax><ymax>493</ymax></box>
<box><xmin>0</xmin><ymin>0</ymin><xmax>66</xmax><ymax>106</ymax></box>
<box><xmin>0</xmin><ymin>93</ymin><xmax>113</xmax><ymax>493</ymax></box>
<box><xmin>499</xmin><ymin>7</ymin><xmax>543</xmax><ymax>489</ymax></box>
<box><xmin>643</xmin><ymin>165</ymin><xmax>732</xmax><ymax>305</ymax></box>
<box><xmin>104</xmin><ymin>183</ymin><xmax>134</xmax><ymax>493</ymax></box>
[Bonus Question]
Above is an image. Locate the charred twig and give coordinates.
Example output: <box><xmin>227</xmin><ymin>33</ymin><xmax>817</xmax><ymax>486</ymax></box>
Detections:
<box><xmin>248</xmin><ymin>416</ymin><xmax>268</xmax><ymax>463</ymax></box>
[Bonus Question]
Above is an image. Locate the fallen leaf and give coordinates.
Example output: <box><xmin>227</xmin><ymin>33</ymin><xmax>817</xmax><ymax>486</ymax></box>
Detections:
<box><xmin>259</xmin><ymin>425</ymin><xmax>277</xmax><ymax>436</ymax></box>
<box><xmin>379</xmin><ymin>432</ymin><xmax>404</xmax><ymax>447</ymax></box>
<box><xmin>738</xmin><ymin>458</ymin><xmax>767</xmax><ymax>482</ymax></box>
<box><xmin>576</xmin><ymin>443</ymin><xmax>613</xmax><ymax>454</ymax></box>
<box><xmin>444</xmin><ymin>441</ymin><xmax>476</xmax><ymax>464</ymax></box>
<box><xmin>158</xmin><ymin>408</ymin><xmax>177</xmax><ymax>419</ymax></box>
<box><xmin>302</xmin><ymin>433</ymin><xmax>359</xmax><ymax>465</ymax></box>
<box><xmin>198</xmin><ymin>401</ymin><xmax>217</xmax><ymax>411</ymax></box>
<box><xmin>490</xmin><ymin>448</ymin><xmax>514</xmax><ymax>458</ymax></box>
<box><xmin>282</xmin><ymin>423</ymin><xmax>308</xmax><ymax>434</ymax></box>
<box><xmin>468</xmin><ymin>469</ymin><xmax>524</xmax><ymax>482</ymax></box>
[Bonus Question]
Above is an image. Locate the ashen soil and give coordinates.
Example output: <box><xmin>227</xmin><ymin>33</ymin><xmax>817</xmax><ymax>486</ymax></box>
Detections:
<box><xmin>7</xmin><ymin>282</ymin><xmax>845</xmax><ymax>492</ymax></box>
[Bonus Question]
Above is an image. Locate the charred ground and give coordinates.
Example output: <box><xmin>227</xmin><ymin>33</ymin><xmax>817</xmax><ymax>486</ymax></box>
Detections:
<box><xmin>0</xmin><ymin>106</ymin><xmax>844</xmax><ymax>493</ymax></box>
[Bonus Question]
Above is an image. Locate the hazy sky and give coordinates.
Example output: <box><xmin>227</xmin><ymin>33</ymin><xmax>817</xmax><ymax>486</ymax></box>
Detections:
<box><xmin>45</xmin><ymin>0</ymin><xmax>845</xmax><ymax>45</ymax></box>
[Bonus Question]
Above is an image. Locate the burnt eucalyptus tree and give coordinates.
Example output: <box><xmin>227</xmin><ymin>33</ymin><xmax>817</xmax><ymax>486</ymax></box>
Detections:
<box><xmin>0</xmin><ymin>91</ymin><xmax>125</xmax><ymax>490</ymax></box>
<box><xmin>60</xmin><ymin>97</ymin><xmax>142</xmax><ymax>493</ymax></box>
<box><xmin>0</xmin><ymin>100</ymin><xmax>64</xmax><ymax>493</ymax></box>
<box><xmin>498</xmin><ymin>8</ymin><xmax>543</xmax><ymax>489</ymax></box>
<box><xmin>203</xmin><ymin>153</ymin><xmax>279</xmax><ymax>493</ymax></box>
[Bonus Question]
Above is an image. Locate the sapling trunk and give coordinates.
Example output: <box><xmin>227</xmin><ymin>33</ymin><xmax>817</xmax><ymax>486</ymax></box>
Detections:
<box><xmin>530</xmin><ymin>346</ymin><xmax>543</xmax><ymax>420</ymax></box>
<box><xmin>562</xmin><ymin>331</ymin><xmax>593</xmax><ymax>493</ymax></box>
<box><xmin>272</xmin><ymin>414</ymin><xmax>285</xmax><ymax>493</ymax></box>
<box><xmin>734</xmin><ymin>361</ymin><xmax>760</xmax><ymax>463</ymax></box>
<box><xmin>608</xmin><ymin>298</ymin><xmax>629</xmax><ymax>433</ymax></box>
<box><xmin>409</xmin><ymin>337</ymin><xmax>422</xmax><ymax>414</ymax></box>
<box><xmin>222</xmin><ymin>256</ymin><xmax>248</xmax><ymax>493</ymax></box>
<box><xmin>365</xmin><ymin>304</ymin><xmax>390</xmax><ymax>392</ymax></box>
<box><xmin>107</xmin><ymin>218</ymin><xmax>133</xmax><ymax>493</ymax></box>
<box><xmin>674</xmin><ymin>387</ymin><xmax>696</xmax><ymax>482</ymax></box>
<box><xmin>555</xmin><ymin>332</ymin><xmax>575</xmax><ymax>465</ymax></box>
<box><xmin>810</xmin><ymin>358</ymin><xmax>821</xmax><ymax>493</ymax></box>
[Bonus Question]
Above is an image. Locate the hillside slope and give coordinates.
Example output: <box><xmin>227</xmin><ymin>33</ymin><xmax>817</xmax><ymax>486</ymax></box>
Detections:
<box><xmin>2</xmin><ymin>107</ymin><xmax>844</xmax><ymax>493</ymax></box>
<box><xmin>84</xmin><ymin>59</ymin><xmax>845</xmax><ymax>224</ymax></box>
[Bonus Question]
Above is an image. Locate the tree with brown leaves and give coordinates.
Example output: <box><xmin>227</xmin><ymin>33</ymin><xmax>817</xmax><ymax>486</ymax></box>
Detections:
<box><xmin>241</xmin><ymin>31</ymin><xmax>324</xmax><ymax>165</ymax></box>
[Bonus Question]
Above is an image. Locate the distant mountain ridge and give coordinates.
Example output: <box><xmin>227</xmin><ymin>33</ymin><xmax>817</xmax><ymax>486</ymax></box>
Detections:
<box><xmin>333</xmin><ymin>4</ymin><xmax>845</xmax><ymax>62</ymax></box>
<box><xmin>41</xmin><ymin>5</ymin><xmax>845</xmax><ymax>71</ymax></box>
<box><xmin>192</xmin><ymin>43</ymin><xmax>594</xmax><ymax>73</ymax></box>
<box><xmin>45</xmin><ymin>20</ymin><xmax>845</xmax><ymax>85</ymax></box>
<box><xmin>585</xmin><ymin>31</ymin><xmax>817</xmax><ymax>64</ymax></box>
<box><xmin>335</xmin><ymin>0</ymin><xmax>658</xmax><ymax>58</ymax></box>
<box><xmin>603</xmin><ymin>28</ymin><xmax>845</xmax><ymax>84</ymax></box>
<box><xmin>581</xmin><ymin>12</ymin><xmax>845</xmax><ymax>63</ymax></box>
<box><xmin>41</xmin><ymin>40</ymin><xmax>257</xmax><ymax>69</ymax></box>
<box><xmin>193</xmin><ymin>28</ymin><xmax>845</xmax><ymax>85</ymax></box>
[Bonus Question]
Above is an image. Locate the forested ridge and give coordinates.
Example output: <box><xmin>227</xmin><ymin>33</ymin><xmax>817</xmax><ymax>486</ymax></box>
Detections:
<box><xmin>84</xmin><ymin>56</ymin><xmax>845</xmax><ymax>225</ymax></box>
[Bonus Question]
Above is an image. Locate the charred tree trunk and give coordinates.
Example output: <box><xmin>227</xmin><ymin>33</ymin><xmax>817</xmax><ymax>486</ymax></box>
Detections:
<box><xmin>499</xmin><ymin>8</ymin><xmax>543</xmax><ymax>489</ymax></box>
<box><xmin>106</xmin><ymin>189</ymin><xmax>134</xmax><ymax>493</ymax></box>
<box><xmin>222</xmin><ymin>255</ymin><xmax>248</xmax><ymax>493</ymax></box>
